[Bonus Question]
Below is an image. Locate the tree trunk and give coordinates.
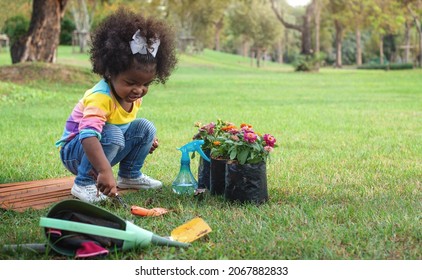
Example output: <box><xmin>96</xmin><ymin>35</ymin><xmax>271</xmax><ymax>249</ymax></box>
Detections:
<box><xmin>214</xmin><ymin>28</ymin><xmax>220</xmax><ymax>51</ymax></box>
<box><xmin>414</xmin><ymin>18</ymin><xmax>422</xmax><ymax>67</ymax></box>
<box><xmin>242</xmin><ymin>39</ymin><xmax>248</xmax><ymax>57</ymax></box>
<box><xmin>314</xmin><ymin>0</ymin><xmax>320</xmax><ymax>70</ymax></box>
<box><xmin>11</xmin><ymin>0</ymin><xmax>67</xmax><ymax>64</ymax></box>
<box><xmin>403</xmin><ymin>21</ymin><xmax>411</xmax><ymax>64</ymax></box>
<box><xmin>270</xmin><ymin>0</ymin><xmax>314</xmax><ymax>55</ymax></box>
<box><xmin>355</xmin><ymin>29</ymin><xmax>362</xmax><ymax>66</ymax></box>
<box><xmin>77</xmin><ymin>31</ymin><xmax>89</xmax><ymax>53</ymax></box>
<box><xmin>284</xmin><ymin>27</ymin><xmax>290</xmax><ymax>60</ymax></box>
<box><xmin>419</xmin><ymin>32</ymin><xmax>422</xmax><ymax>67</ymax></box>
<box><xmin>214</xmin><ymin>15</ymin><xmax>224</xmax><ymax>52</ymax></box>
<box><xmin>71</xmin><ymin>0</ymin><xmax>94</xmax><ymax>53</ymax></box>
<box><xmin>277</xmin><ymin>38</ymin><xmax>283</xmax><ymax>64</ymax></box>
<box><xmin>335</xmin><ymin>20</ymin><xmax>343</xmax><ymax>68</ymax></box>
<box><xmin>380</xmin><ymin>35</ymin><xmax>384</xmax><ymax>65</ymax></box>
<box><xmin>301</xmin><ymin>2</ymin><xmax>314</xmax><ymax>55</ymax></box>
<box><xmin>407</xmin><ymin>3</ymin><xmax>422</xmax><ymax>67</ymax></box>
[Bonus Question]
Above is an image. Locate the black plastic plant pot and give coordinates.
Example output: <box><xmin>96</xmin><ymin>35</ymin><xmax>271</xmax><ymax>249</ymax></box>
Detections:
<box><xmin>224</xmin><ymin>161</ymin><xmax>268</xmax><ymax>205</ymax></box>
<box><xmin>210</xmin><ymin>157</ymin><xmax>227</xmax><ymax>195</ymax></box>
<box><xmin>197</xmin><ymin>149</ymin><xmax>211</xmax><ymax>190</ymax></box>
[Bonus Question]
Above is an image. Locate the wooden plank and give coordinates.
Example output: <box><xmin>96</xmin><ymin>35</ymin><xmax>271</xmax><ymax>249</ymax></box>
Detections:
<box><xmin>0</xmin><ymin>176</ymin><xmax>134</xmax><ymax>212</ymax></box>
<box><xmin>1</xmin><ymin>189</ymin><xmax>73</xmax><ymax>209</ymax></box>
<box><xmin>0</xmin><ymin>177</ymin><xmax>75</xmax><ymax>212</ymax></box>
<box><xmin>0</xmin><ymin>177</ymin><xmax>74</xmax><ymax>197</ymax></box>
<box><xmin>3</xmin><ymin>193</ymin><xmax>74</xmax><ymax>212</ymax></box>
<box><xmin>1</xmin><ymin>184</ymin><xmax>71</xmax><ymax>201</ymax></box>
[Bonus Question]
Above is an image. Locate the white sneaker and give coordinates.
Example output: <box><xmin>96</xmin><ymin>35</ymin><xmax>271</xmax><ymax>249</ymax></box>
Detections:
<box><xmin>71</xmin><ymin>183</ymin><xmax>108</xmax><ymax>203</ymax></box>
<box><xmin>117</xmin><ymin>174</ymin><xmax>163</xmax><ymax>190</ymax></box>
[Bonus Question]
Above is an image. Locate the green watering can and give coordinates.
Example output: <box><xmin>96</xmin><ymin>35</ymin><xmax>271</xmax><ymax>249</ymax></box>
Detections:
<box><xmin>39</xmin><ymin>199</ymin><xmax>189</xmax><ymax>257</ymax></box>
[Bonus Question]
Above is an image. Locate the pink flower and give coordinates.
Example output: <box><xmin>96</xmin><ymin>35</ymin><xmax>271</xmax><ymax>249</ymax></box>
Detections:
<box><xmin>231</xmin><ymin>135</ymin><xmax>240</xmax><ymax>141</ymax></box>
<box><xmin>229</xmin><ymin>128</ymin><xmax>240</xmax><ymax>135</ymax></box>
<box><xmin>240</xmin><ymin>123</ymin><xmax>254</xmax><ymax>133</ymax></box>
<box><xmin>200</xmin><ymin>122</ymin><xmax>215</xmax><ymax>135</ymax></box>
<box><xmin>263</xmin><ymin>134</ymin><xmax>276</xmax><ymax>147</ymax></box>
<box><xmin>264</xmin><ymin>145</ymin><xmax>274</xmax><ymax>153</ymax></box>
<box><xmin>244</xmin><ymin>131</ymin><xmax>257</xmax><ymax>143</ymax></box>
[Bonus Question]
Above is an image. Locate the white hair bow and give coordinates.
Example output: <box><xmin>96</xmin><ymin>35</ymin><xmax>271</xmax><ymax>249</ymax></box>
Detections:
<box><xmin>129</xmin><ymin>29</ymin><xmax>160</xmax><ymax>57</ymax></box>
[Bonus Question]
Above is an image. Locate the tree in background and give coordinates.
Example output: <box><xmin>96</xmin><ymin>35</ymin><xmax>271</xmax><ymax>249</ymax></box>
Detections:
<box><xmin>369</xmin><ymin>0</ymin><xmax>405</xmax><ymax>65</ymax></box>
<box><xmin>251</xmin><ymin>0</ymin><xmax>281</xmax><ymax>67</ymax></box>
<box><xmin>270</xmin><ymin>0</ymin><xmax>315</xmax><ymax>55</ymax></box>
<box><xmin>346</xmin><ymin>0</ymin><xmax>372</xmax><ymax>66</ymax></box>
<box><xmin>228</xmin><ymin>2</ymin><xmax>255</xmax><ymax>57</ymax></box>
<box><xmin>0</xmin><ymin>0</ymin><xmax>31</xmax><ymax>31</ymax></box>
<box><xmin>60</xmin><ymin>16</ymin><xmax>76</xmax><ymax>45</ymax></box>
<box><xmin>0</xmin><ymin>0</ymin><xmax>420</xmax><ymax>67</ymax></box>
<box><xmin>3</xmin><ymin>16</ymin><xmax>29</xmax><ymax>46</ymax></box>
<box><xmin>208</xmin><ymin>0</ymin><xmax>232</xmax><ymax>52</ymax></box>
<box><xmin>227</xmin><ymin>0</ymin><xmax>281</xmax><ymax>66</ymax></box>
<box><xmin>161</xmin><ymin>0</ymin><xmax>234</xmax><ymax>52</ymax></box>
<box><xmin>163</xmin><ymin>0</ymin><xmax>201</xmax><ymax>52</ymax></box>
<box><xmin>324</xmin><ymin>0</ymin><xmax>350</xmax><ymax>68</ymax></box>
<box><xmin>70</xmin><ymin>0</ymin><xmax>97</xmax><ymax>53</ymax></box>
<box><xmin>403</xmin><ymin>0</ymin><xmax>422</xmax><ymax>67</ymax></box>
<box><xmin>11</xmin><ymin>0</ymin><xmax>68</xmax><ymax>64</ymax></box>
<box><xmin>313</xmin><ymin>0</ymin><xmax>322</xmax><ymax>69</ymax></box>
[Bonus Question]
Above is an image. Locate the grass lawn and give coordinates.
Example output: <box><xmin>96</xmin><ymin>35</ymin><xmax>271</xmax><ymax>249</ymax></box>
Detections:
<box><xmin>0</xmin><ymin>46</ymin><xmax>421</xmax><ymax>260</ymax></box>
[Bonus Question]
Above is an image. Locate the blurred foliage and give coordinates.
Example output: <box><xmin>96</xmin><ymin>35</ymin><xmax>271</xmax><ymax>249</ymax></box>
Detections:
<box><xmin>2</xmin><ymin>15</ymin><xmax>29</xmax><ymax>46</ymax></box>
<box><xmin>0</xmin><ymin>0</ymin><xmax>421</xmax><ymax>67</ymax></box>
<box><xmin>293</xmin><ymin>52</ymin><xmax>326</xmax><ymax>71</ymax></box>
<box><xmin>60</xmin><ymin>16</ymin><xmax>76</xmax><ymax>45</ymax></box>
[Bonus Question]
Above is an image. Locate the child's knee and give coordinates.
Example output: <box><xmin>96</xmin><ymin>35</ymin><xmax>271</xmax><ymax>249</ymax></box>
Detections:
<box><xmin>101</xmin><ymin>124</ymin><xmax>125</xmax><ymax>147</ymax></box>
<box><xmin>134</xmin><ymin>118</ymin><xmax>157</xmax><ymax>139</ymax></box>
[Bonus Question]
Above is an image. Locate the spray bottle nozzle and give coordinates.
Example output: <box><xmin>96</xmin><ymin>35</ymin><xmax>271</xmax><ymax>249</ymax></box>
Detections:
<box><xmin>172</xmin><ymin>140</ymin><xmax>210</xmax><ymax>195</ymax></box>
<box><xmin>178</xmin><ymin>139</ymin><xmax>211</xmax><ymax>163</ymax></box>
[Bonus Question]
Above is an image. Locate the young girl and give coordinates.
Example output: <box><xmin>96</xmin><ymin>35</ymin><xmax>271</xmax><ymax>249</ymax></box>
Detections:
<box><xmin>56</xmin><ymin>8</ymin><xmax>178</xmax><ymax>203</ymax></box>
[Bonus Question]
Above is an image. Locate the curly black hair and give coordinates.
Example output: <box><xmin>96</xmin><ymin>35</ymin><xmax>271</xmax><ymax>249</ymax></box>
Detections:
<box><xmin>89</xmin><ymin>8</ymin><xmax>178</xmax><ymax>84</ymax></box>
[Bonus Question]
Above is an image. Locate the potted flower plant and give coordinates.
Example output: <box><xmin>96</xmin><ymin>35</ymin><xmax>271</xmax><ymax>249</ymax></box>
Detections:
<box><xmin>206</xmin><ymin>121</ymin><xmax>239</xmax><ymax>195</ymax></box>
<box><xmin>211</xmin><ymin>122</ymin><xmax>278</xmax><ymax>204</ymax></box>
<box><xmin>193</xmin><ymin>119</ymin><xmax>233</xmax><ymax>191</ymax></box>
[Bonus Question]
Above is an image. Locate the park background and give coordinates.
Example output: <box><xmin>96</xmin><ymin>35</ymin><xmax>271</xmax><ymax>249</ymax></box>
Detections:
<box><xmin>0</xmin><ymin>0</ymin><xmax>421</xmax><ymax>260</ymax></box>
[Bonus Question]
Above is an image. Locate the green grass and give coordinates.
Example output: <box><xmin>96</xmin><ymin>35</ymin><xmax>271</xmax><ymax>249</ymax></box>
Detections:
<box><xmin>0</xmin><ymin>46</ymin><xmax>421</xmax><ymax>260</ymax></box>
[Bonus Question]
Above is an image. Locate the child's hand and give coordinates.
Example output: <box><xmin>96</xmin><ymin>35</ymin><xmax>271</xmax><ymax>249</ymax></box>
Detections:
<box><xmin>149</xmin><ymin>137</ymin><xmax>159</xmax><ymax>154</ymax></box>
<box><xmin>96</xmin><ymin>170</ymin><xmax>118</xmax><ymax>197</ymax></box>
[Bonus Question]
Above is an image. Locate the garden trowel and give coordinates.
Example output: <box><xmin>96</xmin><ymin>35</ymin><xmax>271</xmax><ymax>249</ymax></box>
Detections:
<box><xmin>170</xmin><ymin>217</ymin><xmax>212</xmax><ymax>243</ymax></box>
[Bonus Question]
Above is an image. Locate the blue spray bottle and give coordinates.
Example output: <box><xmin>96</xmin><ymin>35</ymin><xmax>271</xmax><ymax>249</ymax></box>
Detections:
<box><xmin>172</xmin><ymin>140</ymin><xmax>211</xmax><ymax>195</ymax></box>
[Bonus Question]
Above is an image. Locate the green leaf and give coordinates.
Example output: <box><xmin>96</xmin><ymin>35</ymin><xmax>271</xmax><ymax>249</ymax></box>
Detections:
<box><xmin>230</xmin><ymin>149</ymin><xmax>237</xmax><ymax>160</ymax></box>
<box><xmin>238</xmin><ymin>150</ymin><xmax>249</xmax><ymax>164</ymax></box>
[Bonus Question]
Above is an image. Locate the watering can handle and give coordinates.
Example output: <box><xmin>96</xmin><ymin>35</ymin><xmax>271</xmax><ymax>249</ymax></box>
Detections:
<box><xmin>39</xmin><ymin>217</ymin><xmax>137</xmax><ymax>242</ymax></box>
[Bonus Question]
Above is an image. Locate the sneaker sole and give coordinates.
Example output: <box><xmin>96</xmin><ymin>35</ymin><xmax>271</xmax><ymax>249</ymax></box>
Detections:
<box><xmin>71</xmin><ymin>187</ymin><xmax>108</xmax><ymax>203</ymax></box>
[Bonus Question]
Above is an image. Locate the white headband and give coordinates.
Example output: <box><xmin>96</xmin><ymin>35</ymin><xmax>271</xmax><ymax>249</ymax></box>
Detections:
<box><xmin>129</xmin><ymin>29</ymin><xmax>160</xmax><ymax>57</ymax></box>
